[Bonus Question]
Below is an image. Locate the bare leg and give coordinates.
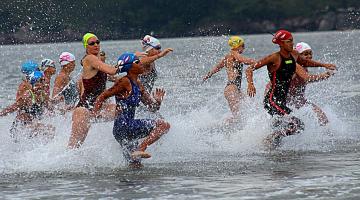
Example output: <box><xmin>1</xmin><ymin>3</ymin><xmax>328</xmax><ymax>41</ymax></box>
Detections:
<box><xmin>224</xmin><ymin>84</ymin><xmax>241</xmax><ymax>121</ymax></box>
<box><xmin>98</xmin><ymin>103</ymin><xmax>118</xmax><ymax>121</ymax></box>
<box><xmin>68</xmin><ymin>107</ymin><xmax>91</xmax><ymax>149</ymax></box>
<box><xmin>67</xmin><ymin>103</ymin><xmax>117</xmax><ymax>149</ymax></box>
<box><xmin>310</xmin><ymin>103</ymin><xmax>328</xmax><ymax>126</ymax></box>
<box><xmin>28</xmin><ymin>122</ymin><xmax>55</xmax><ymax>139</ymax></box>
<box><xmin>264</xmin><ymin>116</ymin><xmax>304</xmax><ymax>150</ymax></box>
<box><xmin>131</xmin><ymin>120</ymin><xmax>170</xmax><ymax>158</ymax></box>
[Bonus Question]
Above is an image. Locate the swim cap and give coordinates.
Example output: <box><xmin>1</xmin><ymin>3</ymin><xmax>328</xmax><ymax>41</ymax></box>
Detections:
<box><xmin>141</xmin><ymin>35</ymin><xmax>161</xmax><ymax>52</ymax></box>
<box><xmin>39</xmin><ymin>58</ymin><xmax>56</xmax><ymax>71</ymax></box>
<box><xmin>29</xmin><ymin>71</ymin><xmax>44</xmax><ymax>86</ymax></box>
<box><xmin>272</xmin><ymin>30</ymin><xmax>293</xmax><ymax>44</ymax></box>
<box><xmin>21</xmin><ymin>60</ymin><xmax>39</xmax><ymax>75</ymax></box>
<box><xmin>59</xmin><ymin>52</ymin><xmax>75</xmax><ymax>66</ymax></box>
<box><xmin>82</xmin><ymin>33</ymin><xmax>97</xmax><ymax>48</ymax></box>
<box><xmin>228</xmin><ymin>36</ymin><xmax>244</xmax><ymax>50</ymax></box>
<box><xmin>295</xmin><ymin>42</ymin><xmax>312</xmax><ymax>53</ymax></box>
<box><xmin>117</xmin><ymin>53</ymin><xmax>139</xmax><ymax>73</ymax></box>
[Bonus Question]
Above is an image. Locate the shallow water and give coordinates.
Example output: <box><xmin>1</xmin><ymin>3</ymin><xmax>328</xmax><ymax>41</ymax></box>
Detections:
<box><xmin>0</xmin><ymin>30</ymin><xmax>360</xmax><ymax>199</ymax></box>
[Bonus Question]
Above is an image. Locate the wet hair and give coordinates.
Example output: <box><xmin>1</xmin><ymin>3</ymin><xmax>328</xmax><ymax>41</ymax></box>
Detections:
<box><xmin>99</xmin><ymin>51</ymin><xmax>106</xmax><ymax>56</ymax></box>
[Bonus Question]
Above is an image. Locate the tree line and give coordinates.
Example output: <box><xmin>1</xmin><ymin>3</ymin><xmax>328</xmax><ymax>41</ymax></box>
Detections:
<box><xmin>0</xmin><ymin>0</ymin><xmax>359</xmax><ymax>44</ymax></box>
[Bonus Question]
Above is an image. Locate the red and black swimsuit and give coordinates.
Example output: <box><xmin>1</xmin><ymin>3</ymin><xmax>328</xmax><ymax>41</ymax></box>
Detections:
<box><xmin>77</xmin><ymin>70</ymin><xmax>107</xmax><ymax>110</ymax></box>
<box><xmin>264</xmin><ymin>54</ymin><xmax>296</xmax><ymax>116</ymax></box>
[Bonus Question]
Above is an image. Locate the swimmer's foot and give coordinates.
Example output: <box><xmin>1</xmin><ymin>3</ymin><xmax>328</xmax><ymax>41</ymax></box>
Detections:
<box><xmin>128</xmin><ymin>161</ymin><xmax>144</xmax><ymax>169</ymax></box>
<box><xmin>131</xmin><ymin>151</ymin><xmax>152</xmax><ymax>159</ymax></box>
<box><xmin>263</xmin><ymin>134</ymin><xmax>282</xmax><ymax>151</ymax></box>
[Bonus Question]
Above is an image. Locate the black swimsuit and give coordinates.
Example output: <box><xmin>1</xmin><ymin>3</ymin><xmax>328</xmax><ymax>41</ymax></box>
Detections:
<box><xmin>226</xmin><ymin>62</ymin><xmax>243</xmax><ymax>91</ymax></box>
<box><xmin>10</xmin><ymin>90</ymin><xmax>46</xmax><ymax>138</ymax></box>
<box><xmin>264</xmin><ymin>54</ymin><xmax>296</xmax><ymax>116</ymax></box>
<box><xmin>61</xmin><ymin>80</ymin><xmax>79</xmax><ymax>106</ymax></box>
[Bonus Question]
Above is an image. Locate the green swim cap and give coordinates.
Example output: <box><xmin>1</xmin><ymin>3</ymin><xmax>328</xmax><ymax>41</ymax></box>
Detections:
<box><xmin>82</xmin><ymin>33</ymin><xmax>97</xmax><ymax>48</ymax></box>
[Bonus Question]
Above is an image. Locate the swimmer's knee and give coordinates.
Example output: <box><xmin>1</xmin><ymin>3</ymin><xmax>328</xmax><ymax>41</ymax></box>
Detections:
<box><xmin>157</xmin><ymin>120</ymin><xmax>170</xmax><ymax>131</ymax></box>
<box><xmin>164</xmin><ymin>121</ymin><xmax>170</xmax><ymax>130</ymax></box>
<box><xmin>73</xmin><ymin>107</ymin><xmax>89</xmax><ymax>118</ymax></box>
<box><xmin>293</xmin><ymin>117</ymin><xmax>304</xmax><ymax>130</ymax></box>
<box><xmin>289</xmin><ymin>117</ymin><xmax>304</xmax><ymax>134</ymax></box>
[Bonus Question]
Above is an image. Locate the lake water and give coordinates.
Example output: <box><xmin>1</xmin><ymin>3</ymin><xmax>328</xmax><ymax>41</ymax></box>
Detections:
<box><xmin>0</xmin><ymin>31</ymin><xmax>359</xmax><ymax>199</ymax></box>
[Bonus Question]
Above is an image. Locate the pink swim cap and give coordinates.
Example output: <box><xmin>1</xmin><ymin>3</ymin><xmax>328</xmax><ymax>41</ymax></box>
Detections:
<box><xmin>59</xmin><ymin>52</ymin><xmax>75</xmax><ymax>66</ymax></box>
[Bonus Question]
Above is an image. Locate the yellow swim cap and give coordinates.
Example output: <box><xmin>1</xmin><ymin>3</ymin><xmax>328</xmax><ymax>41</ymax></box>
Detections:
<box><xmin>228</xmin><ymin>36</ymin><xmax>244</xmax><ymax>50</ymax></box>
<box><xmin>82</xmin><ymin>33</ymin><xmax>97</xmax><ymax>48</ymax></box>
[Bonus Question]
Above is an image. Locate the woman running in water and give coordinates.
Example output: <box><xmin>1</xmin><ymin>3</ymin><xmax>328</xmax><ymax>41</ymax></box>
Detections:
<box><xmin>39</xmin><ymin>59</ymin><xmax>56</xmax><ymax>99</ymax></box>
<box><xmin>0</xmin><ymin>71</ymin><xmax>54</xmax><ymax>141</ymax></box>
<box><xmin>246</xmin><ymin>30</ymin><xmax>336</xmax><ymax>149</ymax></box>
<box><xmin>16</xmin><ymin>60</ymin><xmax>39</xmax><ymax>101</ymax></box>
<box><xmin>139</xmin><ymin>35</ymin><xmax>173</xmax><ymax>93</ymax></box>
<box><xmin>52</xmin><ymin>52</ymin><xmax>79</xmax><ymax>108</ymax></box>
<box><xmin>287</xmin><ymin>42</ymin><xmax>329</xmax><ymax>125</ymax></box>
<box><xmin>203</xmin><ymin>36</ymin><xmax>255</xmax><ymax>122</ymax></box>
<box><xmin>68</xmin><ymin>33</ymin><xmax>140</xmax><ymax>149</ymax></box>
<box><xmin>92</xmin><ymin>53</ymin><xmax>170</xmax><ymax>168</ymax></box>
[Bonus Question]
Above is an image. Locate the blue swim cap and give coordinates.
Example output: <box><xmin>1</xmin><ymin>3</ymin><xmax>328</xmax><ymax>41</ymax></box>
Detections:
<box><xmin>21</xmin><ymin>60</ymin><xmax>39</xmax><ymax>75</ymax></box>
<box><xmin>117</xmin><ymin>53</ymin><xmax>139</xmax><ymax>73</ymax></box>
<box><xmin>29</xmin><ymin>71</ymin><xmax>44</xmax><ymax>86</ymax></box>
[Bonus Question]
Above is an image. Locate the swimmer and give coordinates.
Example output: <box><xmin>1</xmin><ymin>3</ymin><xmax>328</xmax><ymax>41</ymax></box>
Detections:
<box><xmin>203</xmin><ymin>36</ymin><xmax>255</xmax><ymax>122</ymax></box>
<box><xmin>92</xmin><ymin>52</ymin><xmax>170</xmax><ymax>168</ymax></box>
<box><xmin>52</xmin><ymin>52</ymin><xmax>79</xmax><ymax>108</ymax></box>
<box><xmin>0</xmin><ymin>71</ymin><xmax>54</xmax><ymax>141</ymax></box>
<box><xmin>39</xmin><ymin>58</ymin><xmax>56</xmax><ymax>99</ymax></box>
<box><xmin>139</xmin><ymin>35</ymin><xmax>173</xmax><ymax>93</ymax></box>
<box><xmin>246</xmin><ymin>30</ymin><xmax>336</xmax><ymax>149</ymax></box>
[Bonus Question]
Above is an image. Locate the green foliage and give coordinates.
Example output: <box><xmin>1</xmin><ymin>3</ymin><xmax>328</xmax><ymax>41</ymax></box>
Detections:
<box><xmin>0</xmin><ymin>0</ymin><xmax>359</xmax><ymax>43</ymax></box>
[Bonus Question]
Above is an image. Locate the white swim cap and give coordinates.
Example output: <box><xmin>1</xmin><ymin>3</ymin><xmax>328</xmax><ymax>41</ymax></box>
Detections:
<box><xmin>141</xmin><ymin>35</ymin><xmax>161</xmax><ymax>52</ymax></box>
<box><xmin>295</xmin><ymin>42</ymin><xmax>312</xmax><ymax>53</ymax></box>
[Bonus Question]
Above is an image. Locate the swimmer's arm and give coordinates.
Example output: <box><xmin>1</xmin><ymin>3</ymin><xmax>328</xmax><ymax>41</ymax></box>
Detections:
<box><xmin>52</xmin><ymin>75</ymin><xmax>67</xmax><ymax>99</ymax></box>
<box><xmin>203</xmin><ymin>58</ymin><xmax>226</xmax><ymax>81</ymax></box>
<box><xmin>87</xmin><ymin>55</ymin><xmax>118</xmax><ymax>75</ymax></box>
<box><xmin>107</xmin><ymin>75</ymin><xmax>119</xmax><ymax>82</ymax></box>
<box><xmin>0</xmin><ymin>102</ymin><xmax>19</xmax><ymax>116</ymax></box>
<box><xmin>16</xmin><ymin>82</ymin><xmax>29</xmax><ymax>101</ymax></box>
<box><xmin>297</xmin><ymin>56</ymin><xmax>337</xmax><ymax>70</ymax></box>
<box><xmin>246</xmin><ymin>55</ymin><xmax>273</xmax><ymax>97</ymax></box>
<box><xmin>93</xmin><ymin>79</ymin><xmax>126</xmax><ymax>114</ymax></box>
<box><xmin>295</xmin><ymin>64</ymin><xmax>334</xmax><ymax>82</ymax></box>
<box><xmin>140</xmin><ymin>54</ymin><xmax>161</xmax><ymax>65</ymax></box>
<box><xmin>139</xmin><ymin>83</ymin><xmax>162</xmax><ymax>112</ymax></box>
<box><xmin>232</xmin><ymin>51</ymin><xmax>256</xmax><ymax>65</ymax></box>
<box><xmin>0</xmin><ymin>94</ymin><xmax>30</xmax><ymax>116</ymax></box>
<box><xmin>77</xmin><ymin>78</ymin><xmax>84</xmax><ymax>97</ymax></box>
<box><xmin>140</xmin><ymin>48</ymin><xmax>173</xmax><ymax>65</ymax></box>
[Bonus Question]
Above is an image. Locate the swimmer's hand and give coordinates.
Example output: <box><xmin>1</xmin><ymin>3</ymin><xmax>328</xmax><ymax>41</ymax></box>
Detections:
<box><xmin>203</xmin><ymin>72</ymin><xmax>212</xmax><ymax>82</ymax></box>
<box><xmin>90</xmin><ymin>109</ymin><xmax>100</xmax><ymax>119</ymax></box>
<box><xmin>323</xmin><ymin>63</ymin><xmax>336</xmax><ymax>70</ymax></box>
<box><xmin>135</xmin><ymin>51</ymin><xmax>148</xmax><ymax>57</ymax></box>
<box><xmin>158</xmin><ymin>48</ymin><xmax>173</xmax><ymax>58</ymax></box>
<box><xmin>325</xmin><ymin>70</ymin><xmax>335</xmax><ymax>78</ymax></box>
<box><xmin>247</xmin><ymin>83</ymin><xmax>256</xmax><ymax>97</ymax></box>
<box><xmin>153</xmin><ymin>88</ymin><xmax>165</xmax><ymax>104</ymax></box>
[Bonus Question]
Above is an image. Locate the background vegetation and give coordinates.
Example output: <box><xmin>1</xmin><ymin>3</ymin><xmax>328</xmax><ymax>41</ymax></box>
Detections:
<box><xmin>0</xmin><ymin>0</ymin><xmax>359</xmax><ymax>44</ymax></box>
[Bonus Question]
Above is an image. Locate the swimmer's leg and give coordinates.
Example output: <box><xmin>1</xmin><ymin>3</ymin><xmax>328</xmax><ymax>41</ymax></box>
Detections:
<box><xmin>310</xmin><ymin>102</ymin><xmax>328</xmax><ymax>126</ymax></box>
<box><xmin>264</xmin><ymin>115</ymin><xmax>304</xmax><ymax>150</ymax></box>
<box><xmin>133</xmin><ymin>119</ymin><xmax>170</xmax><ymax>158</ymax></box>
<box><xmin>224</xmin><ymin>84</ymin><xmax>242</xmax><ymax>119</ymax></box>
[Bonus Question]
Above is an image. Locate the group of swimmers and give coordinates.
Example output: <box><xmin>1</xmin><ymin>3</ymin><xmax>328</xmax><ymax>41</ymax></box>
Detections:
<box><xmin>0</xmin><ymin>29</ymin><xmax>336</xmax><ymax>167</ymax></box>
<box><xmin>204</xmin><ymin>30</ymin><xmax>335</xmax><ymax>148</ymax></box>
